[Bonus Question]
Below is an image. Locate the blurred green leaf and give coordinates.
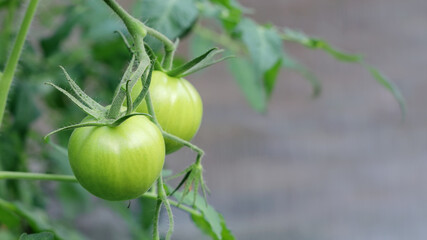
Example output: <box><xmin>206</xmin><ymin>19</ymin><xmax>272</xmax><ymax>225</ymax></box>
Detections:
<box><xmin>264</xmin><ymin>59</ymin><xmax>282</xmax><ymax>98</ymax></box>
<box><xmin>79</xmin><ymin>0</ymin><xmax>125</xmax><ymax>40</ymax></box>
<box><xmin>43</xmin><ymin>143</ymin><xmax>92</xmax><ymax>220</ymax></box>
<box><xmin>134</xmin><ymin>0</ymin><xmax>199</xmax><ymax>48</ymax></box>
<box><xmin>282</xmin><ymin>54</ymin><xmax>322</xmax><ymax>97</ymax></box>
<box><xmin>173</xmin><ymin>191</ymin><xmax>235</xmax><ymax>240</ymax></box>
<box><xmin>227</xmin><ymin>57</ymin><xmax>266</xmax><ymax>112</ymax></box>
<box><xmin>0</xmin><ymin>203</ymin><xmax>20</xmax><ymax>229</ymax></box>
<box><xmin>203</xmin><ymin>0</ymin><xmax>243</xmax><ymax>32</ymax></box>
<box><xmin>10</xmin><ymin>82</ymin><xmax>40</xmax><ymax>132</ymax></box>
<box><xmin>282</xmin><ymin>28</ymin><xmax>363</xmax><ymax>62</ymax></box>
<box><xmin>19</xmin><ymin>232</ymin><xmax>54</xmax><ymax>240</ymax></box>
<box><xmin>40</xmin><ymin>6</ymin><xmax>80</xmax><ymax>57</ymax></box>
<box><xmin>235</xmin><ymin>18</ymin><xmax>284</xmax><ymax>107</ymax></box>
<box><xmin>282</xmin><ymin>28</ymin><xmax>405</xmax><ymax>115</ymax></box>
<box><xmin>237</xmin><ymin>19</ymin><xmax>283</xmax><ymax>75</ymax></box>
<box><xmin>0</xmin><ymin>198</ymin><xmax>86</xmax><ymax>240</ymax></box>
<box><xmin>0</xmin><ymin>229</ymin><xmax>16</xmax><ymax>240</ymax></box>
<box><xmin>105</xmin><ymin>201</ymin><xmax>151</xmax><ymax>239</ymax></box>
<box><xmin>365</xmin><ymin>65</ymin><xmax>406</xmax><ymax>119</ymax></box>
<box><xmin>190</xmin><ymin>34</ymin><xmax>215</xmax><ymax>58</ymax></box>
<box><xmin>191</xmin><ymin>214</ymin><xmax>235</xmax><ymax>240</ymax></box>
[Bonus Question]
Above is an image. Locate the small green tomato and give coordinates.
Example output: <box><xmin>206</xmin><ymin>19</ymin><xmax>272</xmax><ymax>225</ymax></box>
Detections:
<box><xmin>68</xmin><ymin>115</ymin><xmax>165</xmax><ymax>201</ymax></box>
<box><xmin>132</xmin><ymin>71</ymin><xmax>203</xmax><ymax>154</ymax></box>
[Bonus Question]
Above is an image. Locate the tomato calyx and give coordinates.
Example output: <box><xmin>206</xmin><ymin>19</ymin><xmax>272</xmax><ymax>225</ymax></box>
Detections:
<box><xmin>166</xmin><ymin>155</ymin><xmax>210</xmax><ymax>207</ymax></box>
<box><xmin>166</xmin><ymin>48</ymin><xmax>233</xmax><ymax>78</ymax></box>
<box><xmin>43</xmin><ymin>112</ymin><xmax>151</xmax><ymax>141</ymax></box>
<box><xmin>44</xmin><ymin>56</ymin><xmax>155</xmax><ymax>140</ymax></box>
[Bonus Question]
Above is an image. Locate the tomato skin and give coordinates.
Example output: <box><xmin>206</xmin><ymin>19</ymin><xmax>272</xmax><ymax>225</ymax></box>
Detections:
<box><xmin>68</xmin><ymin>115</ymin><xmax>165</xmax><ymax>201</ymax></box>
<box><xmin>132</xmin><ymin>71</ymin><xmax>203</xmax><ymax>154</ymax></box>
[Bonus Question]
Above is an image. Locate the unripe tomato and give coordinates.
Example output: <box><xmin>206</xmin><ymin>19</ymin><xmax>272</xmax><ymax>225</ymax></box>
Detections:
<box><xmin>68</xmin><ymin>115</ymin><xmax>165</xmax><ymax>201</ymax></box>
<box><xmin>132</xmin><ymin>71</ymin><xmax>203</xmax><ymax>154</ymax></box>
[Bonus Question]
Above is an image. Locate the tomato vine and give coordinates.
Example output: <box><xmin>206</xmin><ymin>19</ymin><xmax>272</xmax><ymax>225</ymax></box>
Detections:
<box><xmin>0</xmin><ymin>0</ymin><xmax>406</xmax><ymax>239</ymax></box>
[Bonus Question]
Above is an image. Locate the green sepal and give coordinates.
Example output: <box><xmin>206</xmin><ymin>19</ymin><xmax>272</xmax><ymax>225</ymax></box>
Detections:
<box><xmin>43</xmin><ymin>121</ymin><xmax>107</xmax><ymax>141</ymax></box>
<box><xmin>144</xmin><ymin>43</ymin><xmax>163</xmax><ymax>71</ymax></box>
<box><xmin>114</xmin><ymin>30</ymin><xmax>133</xmax><ymax>53</ymax></box>
<box><xmin>59</xmin><ymin>66</ymin><xmax>105</xmax><ymax>112</ymax></box>
<box><xmin>108</xmin><ymin>54</ymin><xmax>148</xmax><ymax>119</ymax></box>
<box><xmin>167</xmin><ymin>48</ymin><xmax>234</xmax><ymax>78</ymax></box>
<box><xmin>44</xmin><ymin>113</ymin><xmax>151</xmax><ymax>142</ymax></box>
<box><xmin>132</xmin><ymin>61</ymin><xmax>155</xmax><ymax>111</ymax></box>
<box><xmin>44</xmin><ymin>82</ymin><xmax>101</xmax><ymax>119</ymax></box>
<box><xmin>112</xmin><ymin>113</ymin><xmax>151</xmax><ymax>126</ymax></box>
<box><xmin>125</xmin><ymin>80</ymin><xmax>133</xmax><ymax>115</ymax></box>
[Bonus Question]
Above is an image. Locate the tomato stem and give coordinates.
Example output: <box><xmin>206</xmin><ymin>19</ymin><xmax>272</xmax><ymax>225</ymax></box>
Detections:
<box><xmin>0</xmin><ymin>171</ymin><xmax>77</xmax><ymax>182</ymax></box>
<box><xmin>0</xmin><ymin>0</ymin><xmax>40</xmax><ymax>128</ymax></box>
<box><xmin>102</xmin><ymin>0</ymin><xmax>147</xmax><ymax>39</ymax></box>
<box><xmin>0</xmin><ymin>171</ymin><xmax>202</xmax><ymax>217</ymax></box>
<box><xmin>162</xmin><ymin>39</ymin><xmax>179</xmax><ymax>71</ymax></box>
<box><xmin>152</xmin><ymin>191</ymin><xmax>162</xmax><ymax>240</ymax></box>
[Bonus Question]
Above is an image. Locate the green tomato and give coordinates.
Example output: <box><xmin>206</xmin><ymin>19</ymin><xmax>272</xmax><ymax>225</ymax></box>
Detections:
<box><xmin>132</xmin><ymin>71</ymin><xmax>203</xmax><ymax>154</ymax></box>
<box><xmin>68</xmin><ymin>115</ymin><xmax>165</xmax><ymax>201</ymax></box>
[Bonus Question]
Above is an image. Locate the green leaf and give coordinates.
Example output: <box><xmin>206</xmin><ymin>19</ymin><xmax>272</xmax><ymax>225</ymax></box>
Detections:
<box><xmin>191</xmin><ymin>214</ymin><xmax>235</xmax><ymax>240</ymax></box>
<box><xmin>0</xmin><ymin>199</ymin><xmax>87</xmax><ymax>240</ymax></box>
<box><xmin>10</xmin><ymin>82</ymin><xmax>40</xmax><ymax>131</ymax></box>
<box><xmin>227</xmin><ymin>57</ymin><xmax>266</xmax><ymax>112</ymax></box>
<box><xmin>237</xmin><ymin>18</ymin><xmax>283</xmax><ymax>75</ymax></box>
<box><xmin>234</xmin><ymin>18</ymin><xmax>284</xmax><ymax>107</ymax></box>
<box><xmin>19</xmin><ymin>232</ymin><xmax>54</xmax><ymax>240</ymax></box>
<box><xmin>167</xmin><ymin>48</ymin><xmax>232</xmax><ymax>77</ymax></box>
<box><xmin>105</xmin><ymin>201</ymin><xmax>151</xmax><ymax>239</ymax></box>
<box><xmin>0</xmin><ymin>203</ymin><xmax>20</xmax><ymax>229</ymax></box>
<box><xmin>282</xmin><ymin>28</ymin><xmax>363</xmax><ymax>62</ymax></box>
<box><xmin>40</xmin><ymin>6</ymin><xmax>80</xmax><ymax>57</ymax></box>
<box><xmin>365</xmin><ymin>65</ymin><xmax>406</xmax><ymax>119</ymax></box>
<box><xmin>43</xmin><ymin>143</ymin><xmax>91</xmax><ymax>220</ymax></box>
<box><xmin>282</xmin><ymin>28</ymin><xmax>405</xmax><ymax>115</ymax></box>
<box><xmin>0</xmin><ymin>229</ymin><xmax>16</xmax><ymax>240</ymax></box>
<box><xmin>134</xmin><ymin>0</ymin><xmax>199</xmax><ymax>42</ymax></box>
<box><xmin>282</xmin><ymin>54</ymin><xmax>322</xmax><ymax>97</ymax></box>
<box><xmin>264</xmin><ymin>59</ymin><xmax>282</xmax><ymax>98</ymax></box>
<box><xmin>173</xmin><ymin>191</ymin><xmax>235</xmax><ymax>240</ymax></box>
<box><xmin>78</xmin><ymin>1</ymin><xmax>125</xmax><ymax>40</ymax></box>
<box><xmin>190</xmin><ymin>34</ymin><xmax>215</xmax><ymax>59</ymax></box>
<box><xmin>205</xmin><ymin>0</ymin><xmax>243</xmax><ymax>32</ymax></box>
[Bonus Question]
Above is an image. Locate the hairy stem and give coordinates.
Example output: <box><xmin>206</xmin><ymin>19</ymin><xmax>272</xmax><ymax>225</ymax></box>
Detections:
<box><xmin>102</xmin><ymin>0</ymin><xmax>146</xmax><ymax>40</ymax></box>
<box><xmin>142</xmin><ymin>193</ymin><xmax>201</xmax><ymax>217</ymax></box>
<box><xmin>152</xmin><ymin>183</ymin><xmax>162</xmax><ymax>240</ymax></box>
<box><xmin>0</xmin><ymin>171</ymin><xmax>77</xmax><ymax>182</ymax></box>
<box><xmin>158</xmin><ymin>175</ymin><xmax>174</xmax><ymax>240</ymax></box>
<box><xmin>0</xmin><ymin>0</ymin><xmax>39</xmax><ymax>127</ymax></box>
<box><xmin>0</xmin><ymin>0</ymin><xmax>18</xmax><ymax>64</ymax></box>
<box><xmin>0</xmin><ymin>171</ymin><xmax>202</xmax><ymax>216</ymax></box>
<box><xmin>146</xmin><ymin>26</ymin><xmax>175</xmax><ymax>51</ymax></box>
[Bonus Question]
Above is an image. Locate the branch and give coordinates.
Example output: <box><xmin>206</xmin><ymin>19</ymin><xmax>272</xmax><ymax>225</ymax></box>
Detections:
<box><xmin>0</xmin><ymin>171</ymin><xmax>77</xmax><ymax>182</ymax></box>
<box><xmin>0</xmin><ymin>0</ymin><xmax>40</xmax><ymax>127</ymax></box>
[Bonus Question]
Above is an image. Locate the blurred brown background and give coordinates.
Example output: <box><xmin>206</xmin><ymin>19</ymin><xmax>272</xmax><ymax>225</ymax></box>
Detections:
<box><xmin>166</xmin><ymin>0</ymin><xmax>427</xmax><ymax>239</ymax></box>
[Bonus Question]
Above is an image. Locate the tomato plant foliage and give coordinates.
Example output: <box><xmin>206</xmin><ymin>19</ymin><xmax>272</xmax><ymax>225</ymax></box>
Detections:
<box><xmin>0</xmin><ymin>0</ymin><xmax>405</xmax><ymax>239</ymax></box>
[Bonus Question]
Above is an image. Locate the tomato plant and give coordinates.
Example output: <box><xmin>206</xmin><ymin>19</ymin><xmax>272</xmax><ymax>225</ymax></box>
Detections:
<box><xmin>68</xmin><ymin>115</ymin><xmax>165</xmax><ymax>201</ymax></box>
<box><xmin>0</xmin><ymin>0</ymin><xmax>405</xmax><ymax>239</ymax></box>
<box><xmin>132</xmin><ymin>71</ymin><xmax>203</xmax><ymax>154</ymax></box>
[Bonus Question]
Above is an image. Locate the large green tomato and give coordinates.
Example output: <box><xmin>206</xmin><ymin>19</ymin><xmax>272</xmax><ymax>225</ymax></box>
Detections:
<box><xmin>68</xmin><ymin>115</ymin><xmax>165</xmax><ymax>201</ymax></box>
<box><xmin>132</xmin><ymin>71</ymin><xmax>203</xmax><ymax>154</ymax></box>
